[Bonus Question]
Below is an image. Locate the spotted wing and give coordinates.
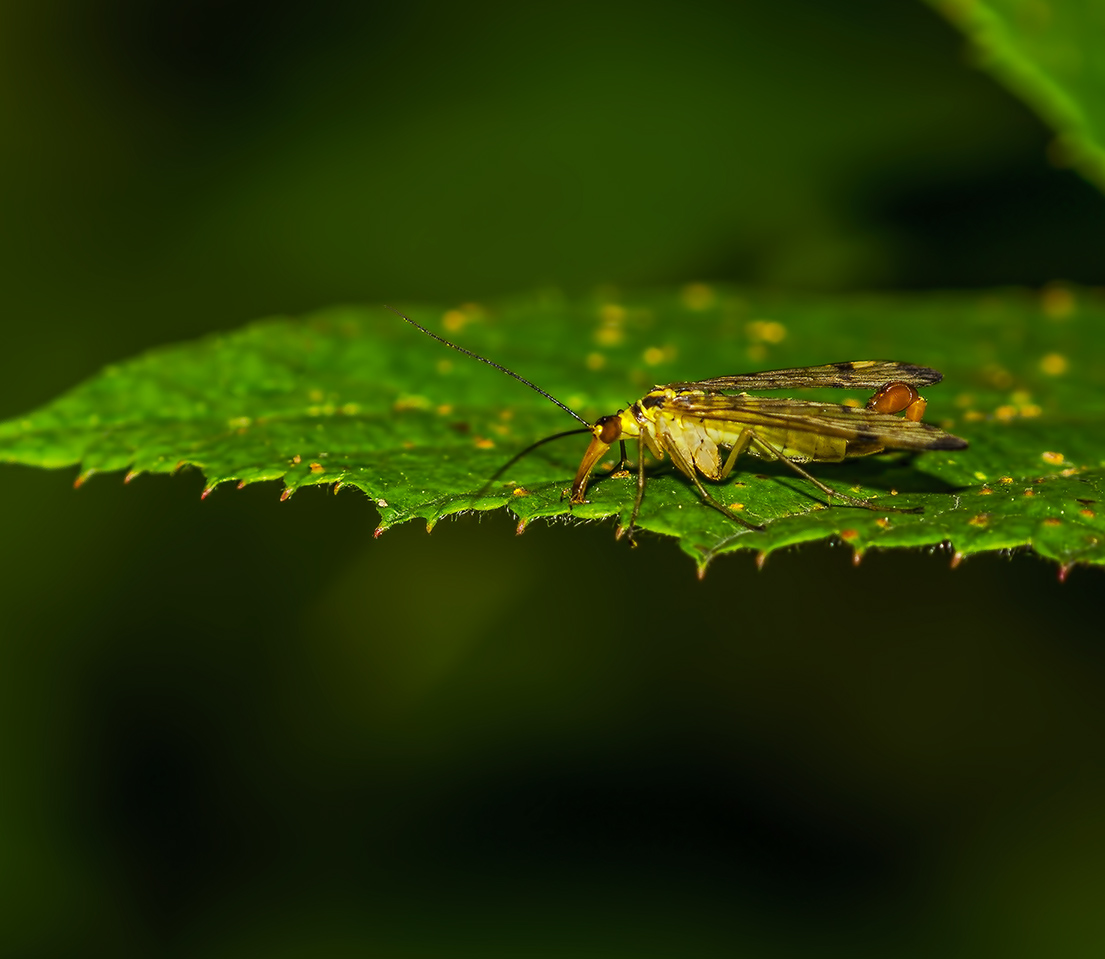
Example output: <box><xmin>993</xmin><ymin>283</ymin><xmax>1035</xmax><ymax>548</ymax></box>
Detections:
<box><xmin>666</xmin><ymin>394</ymin><xmax>968</xmax><ymax>451</ymax></box>
<box><xmin>667</xmin><ymin>360</ymin><xmax>944</xmax><ymax>394</ymax></box>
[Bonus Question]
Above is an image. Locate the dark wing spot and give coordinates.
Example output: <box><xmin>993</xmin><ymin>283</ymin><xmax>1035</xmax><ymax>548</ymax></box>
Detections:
<box><xmin>895</xmin><ymin>364</ymin><xmax>943</xmax><ymax>386</ymax></box>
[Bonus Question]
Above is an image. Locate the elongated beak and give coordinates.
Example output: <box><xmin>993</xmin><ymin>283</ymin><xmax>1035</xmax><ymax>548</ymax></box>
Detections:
<box><xmin>570</xmin><ymin>433</ymin><xmax>610</xmax><ymax>504</ymax></box>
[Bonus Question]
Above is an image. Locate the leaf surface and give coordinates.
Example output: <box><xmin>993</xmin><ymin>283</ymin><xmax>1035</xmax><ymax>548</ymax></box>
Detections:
<box><xmin>1</xmin><ymin>287</ymin><xmax>1102</xmax><ymax>572</ymax></box>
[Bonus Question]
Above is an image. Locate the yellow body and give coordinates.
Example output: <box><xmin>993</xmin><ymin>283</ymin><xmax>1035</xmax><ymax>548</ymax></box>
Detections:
<box><xmin>570</xmin><ymin>382</ymin><xmax>963</xmax><ymax>510</ymax></box>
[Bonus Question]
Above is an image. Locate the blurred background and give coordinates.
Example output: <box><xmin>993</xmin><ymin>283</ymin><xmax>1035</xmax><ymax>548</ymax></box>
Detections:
<box><xmin>2</xmin><ymin>1</ymin><xmax>1104</xmax><ymax>955</ymax></box>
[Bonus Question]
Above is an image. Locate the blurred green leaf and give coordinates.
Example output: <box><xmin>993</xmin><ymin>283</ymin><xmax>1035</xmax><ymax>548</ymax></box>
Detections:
<box><xmin>927</xmin><ymin>0</ymin><xmax>1105</xmax><ymax>191</ymax></box>
<box><xmin>1</xmin><ymin>287</ymin><xmax>1102</xmax><ymax>572</ymax></box>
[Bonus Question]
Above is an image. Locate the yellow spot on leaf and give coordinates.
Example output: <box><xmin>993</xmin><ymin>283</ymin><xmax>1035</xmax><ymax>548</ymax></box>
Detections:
<box><xmin>595</xmin><ymin>326</ymin><xmax>624</xmax><ymax>347</ymax></box>
<box><xmin>475</xmin><ymin>437</ymin><xmax>495</xmax><ymax>449</ymax></box>
<box><xmin>1039</xmin><ymin>352</ymin><xmax>1068</xmax><ymax>376</ymax></box>
<box><xmin>599</xmin><ymin>303</ymin><xmax>626</xmax><ymax>324</ymax></box>
<box><xmin>1042</xmin><ymin>518</ymin><xmax>1062</xmax><ymax>528</ymax></box>
<box><xmin>436</xmin><ymin>404</ymin><xmax>453</xmax><ymax>416</ymax></box>
<box><xmin>973</xmin><ymin>471</ymin><xmax>988</xmax><ymax>481</ymax></box>
<box><xmin>1080</xmin><ymin>508</ymin><xmax>1095</xmax><ymax>518</ymax></box>
<box><xmin>745</xmin><ymin>319</ymin><xmax>787</xmax><ymax>344</ymax></box>
<box><xmin>310</xmin><ymin>462</ymin><xmax>325</xmax><ymax>473</ymax></box>
<box><xmin>393</xmin><ymin>395</ymin><xmax>432</xmax><ymax>412</ymax></box>
<box><xmin>1042</xmin><ymin>450</ymin><xmax>1064</xmax><ymax>465</ymax></box>
<box><xmin>435</xmin><ymin>359</ymin><xmax>453</xmax><ymax>375</ymax></box>
<box><xmin>442</xmin><ymin>309</ymin><xmax>468</xmax><ymax>332</ymax></box>
<box><xmin>512</xmin><ymin>487</ymin><xmax>530</xmax><ymax>497</ymax></box>
<box><xmin>999</xmin><ymin>476</ymin><xmax>1013</xmax><ymax>484</ymax></box>
<box><xmin>586</xmin><ymin>352</ymin><xmax>606</xmax><ymax>370</ymax></box>
<box><xmin>643</xmin><ymin>346</ymin><xmax>666</xmax><ymax>366</ymax></box>
<box><xmin>968</xmin><ymin>514</ymin><xmax>989</xmax><ymax>527</ymax></box>
<box><xmin>681</xmin><ymin>283</ymin><xmax>715</xmax><ymax>310</ymax></box>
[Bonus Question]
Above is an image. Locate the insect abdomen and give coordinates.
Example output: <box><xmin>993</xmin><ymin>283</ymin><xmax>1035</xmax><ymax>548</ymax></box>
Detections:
<box><xmin>703</xmin><ymin>421</ymin><xmax>852</xmax><ymax>464</ymax></box>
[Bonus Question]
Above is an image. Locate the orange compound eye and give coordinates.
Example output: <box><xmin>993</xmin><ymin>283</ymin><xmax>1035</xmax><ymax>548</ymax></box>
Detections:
<box><xmin>866</xmin><ymin>381</ymin><xmax>926</xmax><ymax>421</ymax></box>
<box><xmin>596</xmin><ymin>414</ymin><xmax>622</xmax><ymax>444</ymax></box>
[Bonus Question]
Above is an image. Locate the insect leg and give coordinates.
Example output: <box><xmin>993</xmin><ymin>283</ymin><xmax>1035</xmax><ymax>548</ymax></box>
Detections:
<box><xmin>685</xmin><ymin>471</ymin><xmax>765</xmax><ymax>531</ymax></box>
<box><xmin>652</xmin><ymin>422</ymin><xmax>763</xmax><ymax>532</ymax></box>
<box><xmin>605</xmin><ymin>439</ymin><xmax>632</xmax><ymax>481</ymax></box>
<box><xmin>749</xmin><ymin>433</ymin><xmax>923</xmax><ymax>514</ymax></box>
<box><xmin>719</xmin><ymin>429</ymin><xmax>755</xmax><ymax>480</ymax></box>
<box><xmin>621</xmin><ymin>434</ymin><xmax>649</xmax><ymax>544</ymax></box>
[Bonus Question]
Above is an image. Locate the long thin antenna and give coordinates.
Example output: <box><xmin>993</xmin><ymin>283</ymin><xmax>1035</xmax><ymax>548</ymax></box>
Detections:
<box><xmin>478</xmin><ymin>427</ymin><xmax>593</xmax><ymax>493</ymax></box>
<box><xmin>385</xmin><ymin>305</ymin><xmax>591</xmax><ymax>427</ymax></box>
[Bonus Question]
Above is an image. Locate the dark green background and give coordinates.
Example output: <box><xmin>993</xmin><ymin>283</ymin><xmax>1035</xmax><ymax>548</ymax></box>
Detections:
<box><xmin>2</xmin><ymin>1</ymin><xmax>1103</xmax><ymax>954</ymax></box>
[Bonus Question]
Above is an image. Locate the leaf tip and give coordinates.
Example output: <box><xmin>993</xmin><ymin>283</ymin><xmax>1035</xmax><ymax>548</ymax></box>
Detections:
<box><xmin>755</xmin><ymin>550</ymin><xmax>767</xmax><ymax>571</ymax></box>
<box><xmin>124</xmin><ymin>470</ymin><xmax>140</xmax><ymax>485</ymax></box>
<box><xmin>950</xmin><ymin>550</ymin><xmax>965</xmax><ymax>569</ymax></box>
<box><xmin>1058</xmin><ymin>563</ymin><xmax>1073</xmax><ymax>584</ymax></box>
<box><xmin>279</xmin><ymin>488</ymin><xmax>292</xmax><ymax>502</ymax></box>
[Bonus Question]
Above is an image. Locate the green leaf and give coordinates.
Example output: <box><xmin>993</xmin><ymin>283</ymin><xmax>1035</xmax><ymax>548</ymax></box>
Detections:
<box><xmin>926</xmin><ymin>0</ymin><xmax>1105</xmax><ymax>191</ymax></box>
<box><xmin>1</xmin><ymin>287</ymin><xmax>1102</xmax><ymax>573</ymax></box>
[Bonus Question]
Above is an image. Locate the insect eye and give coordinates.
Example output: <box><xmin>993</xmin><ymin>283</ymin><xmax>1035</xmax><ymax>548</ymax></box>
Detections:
<box><xmin>595</xmin><ymin>414</ymin><xmax>622</xmax><ymax>444</ymax></box>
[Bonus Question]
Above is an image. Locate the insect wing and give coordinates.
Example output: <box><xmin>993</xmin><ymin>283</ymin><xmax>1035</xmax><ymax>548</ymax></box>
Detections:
<box><xmin>668</xmin><ymin>360</ymin><xmax>944</xmax><ymax>393</ymax></box>
<box><xmin>667</xmin><ymin>394</ymin><xmax>968</xmax><ymax>451</ymax></box>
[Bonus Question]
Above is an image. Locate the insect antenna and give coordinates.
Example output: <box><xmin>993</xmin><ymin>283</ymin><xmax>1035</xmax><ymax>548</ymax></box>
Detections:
<box><xmin>385</xmin><ymin>305</ymin><xmax>592</xmax><ymax>427</ymax></box>
<box><xmin>476</xmin><ymin>427</ymin><xmax>594</xmax><ymax>498</ymax></box>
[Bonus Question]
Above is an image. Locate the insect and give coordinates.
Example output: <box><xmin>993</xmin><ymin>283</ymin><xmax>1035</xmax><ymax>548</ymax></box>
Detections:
<box><xmin>388</xmin><ymin>307</ymin><xmax>968</xmax><ymax>537</ymax></box>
